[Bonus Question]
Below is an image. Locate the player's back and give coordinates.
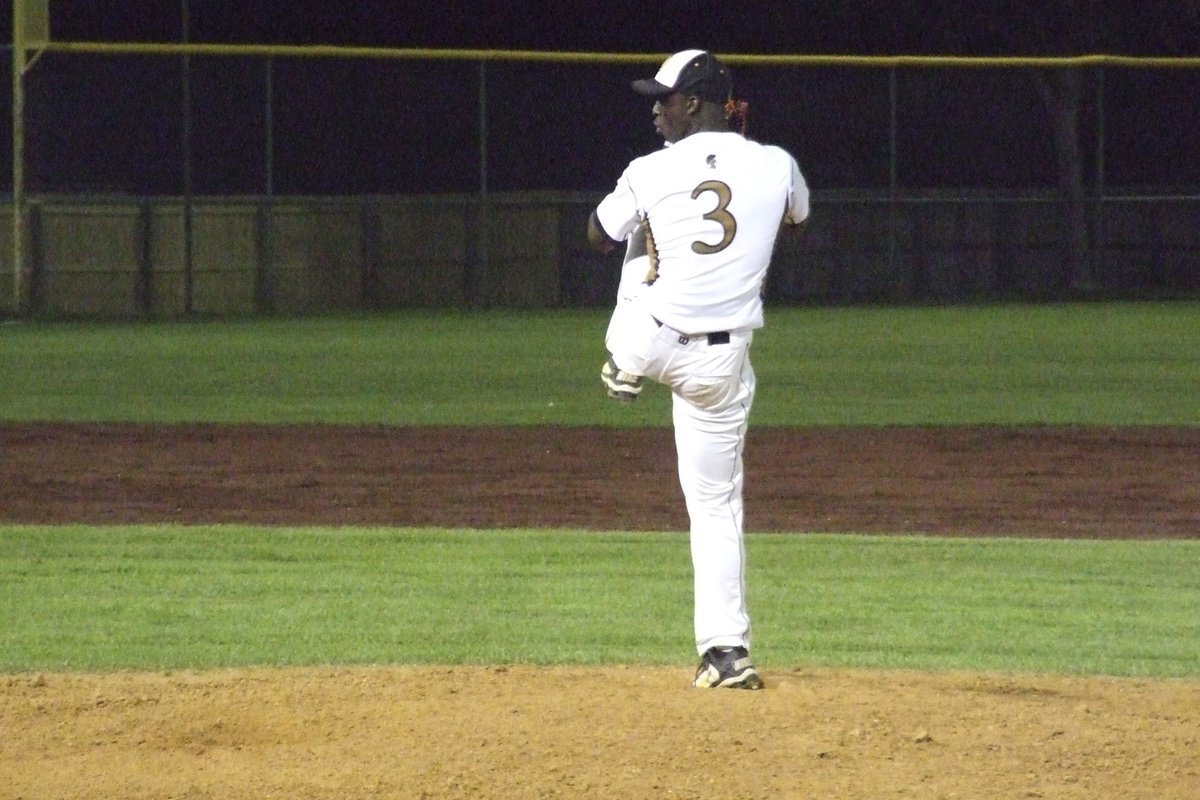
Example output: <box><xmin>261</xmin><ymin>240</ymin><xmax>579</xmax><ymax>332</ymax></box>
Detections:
<box><xmin>629</xmin><ymin>131</ymin><xmax>800</xmax><ymax>331</ymax></box>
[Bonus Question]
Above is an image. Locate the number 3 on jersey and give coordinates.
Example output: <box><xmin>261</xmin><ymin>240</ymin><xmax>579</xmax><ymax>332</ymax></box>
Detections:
<box><xmin>691</xmin><ymin>180</ymin><xmax>736</xmax><ymax>255</ymax></box>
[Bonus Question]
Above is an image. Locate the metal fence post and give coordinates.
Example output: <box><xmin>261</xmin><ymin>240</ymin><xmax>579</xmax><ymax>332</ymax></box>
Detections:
<box><xmin>181</xmin><ymin>0</ymin><xmax>195</xmax><ymax>314</ymax></box>
<box><xmin>256</xmin><ymin>56</ymin><xmax>276</xmax><ymax>314</ymax></box>
<box><xmin>469</xmin><ymin>59</ymin><xmax>489</xmax><ymax>308</ymax></box>
<box><xmin>1091</xmin><ymin>65</ymin><xmax>1105</xmax><ymax>290</ymax></box>
<box><xmin>137</xmin><ymin>200</ymin><xmax>153</xmax><ymax>316</ymax></box>
<box><xmin>888</xmin><ymin>66</ymin><xmax>901</xmax><ymax>297</ymax></box>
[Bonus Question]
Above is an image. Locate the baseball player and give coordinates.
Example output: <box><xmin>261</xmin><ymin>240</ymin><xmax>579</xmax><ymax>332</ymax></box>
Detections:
<box><xmin>588</xmin><ymin>49</ymin><xmax>810</xmax><ymax>689</ymax></box>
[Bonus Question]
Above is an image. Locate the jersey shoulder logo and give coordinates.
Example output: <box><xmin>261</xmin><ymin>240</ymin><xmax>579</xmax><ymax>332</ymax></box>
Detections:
<box><xmin>706</xmin><ymin>154</ymin><xmax>717</xmax><ymax>169</ymax></box>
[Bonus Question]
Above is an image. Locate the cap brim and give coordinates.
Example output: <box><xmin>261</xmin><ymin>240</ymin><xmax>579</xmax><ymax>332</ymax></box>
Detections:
<box><xmin>631</xmin><ymin>78</ymin><xmax>675</xmax><ymax>95</ymax></box>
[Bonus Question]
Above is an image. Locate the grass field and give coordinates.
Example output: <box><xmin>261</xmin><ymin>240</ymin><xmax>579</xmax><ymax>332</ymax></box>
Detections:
<box><xmin>2</xmin><ymin>526</ymin><xmax>1197</xmax><ymax>677</ymax></box>
<box><xmin>2</xmin><ymin>302</ymin><xmax>1198</xmax><ymax>426</ymax></box>
<box><xmin>2</xmin><ymin>303</ymin><xmax>1198</xmax><ymax>677</ymax></box>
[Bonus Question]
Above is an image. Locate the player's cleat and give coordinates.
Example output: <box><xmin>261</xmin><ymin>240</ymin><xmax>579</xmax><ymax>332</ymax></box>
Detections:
<box><xmin>691</xmin><ymin>646</ymin><xmax>764</xmax><ymax>690</ymax></box>
<box><xmin>601</xmin><ymin>356</ymin><xmax>644</xmax><ymax>402</ymax></box>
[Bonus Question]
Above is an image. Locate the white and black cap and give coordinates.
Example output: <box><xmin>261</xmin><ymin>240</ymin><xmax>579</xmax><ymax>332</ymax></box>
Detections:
<box><xmin>631</xmin><ymin>49</ymin><xmax>732</xmax><ymax>104</ymax></box>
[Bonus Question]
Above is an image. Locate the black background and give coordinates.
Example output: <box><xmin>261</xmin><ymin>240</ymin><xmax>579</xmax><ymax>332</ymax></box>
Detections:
<box><xmin>5</xmin><ymin>0</ymin><xmax>1200</xmax><ymax>195</ymax></box>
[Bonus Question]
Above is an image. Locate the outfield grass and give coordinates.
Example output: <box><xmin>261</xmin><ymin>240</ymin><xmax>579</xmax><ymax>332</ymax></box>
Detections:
<box><xmin>1</xmin><ymin>302</ymin><xmax>1197</xmax><ymax>426</ymax></box>
<box><xmin>2</xmin><ymin>526</ymin><xmax>1196</xmax><ymax>677</ymax></box>
<box><xmin>755</xmin><ymin>301</ymin><xmax>1200</xmax><ymax>425</ymax></box>
<box><xmin>2</xmin><ymin>303</ymin><xmax>1197</xmax><ymax>677</ymax></box>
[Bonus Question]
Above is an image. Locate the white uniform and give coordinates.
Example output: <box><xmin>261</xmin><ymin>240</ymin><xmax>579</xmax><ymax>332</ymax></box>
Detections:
<box><xmin>596</xmin><ymin>130</ymin><xmax>809</xmax><ymax>655</ymax></box>
<box><xmin>603</xmin><ymin>228</ymin><xmax>653</xmax><ymax>355</ymax></box>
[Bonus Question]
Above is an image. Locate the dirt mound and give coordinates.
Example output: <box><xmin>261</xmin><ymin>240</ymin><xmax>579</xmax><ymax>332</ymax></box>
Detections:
<box><xmin>4</xmin><ymin>666</ymin><xmax>1197</xmax><ymax>799</ymax></box>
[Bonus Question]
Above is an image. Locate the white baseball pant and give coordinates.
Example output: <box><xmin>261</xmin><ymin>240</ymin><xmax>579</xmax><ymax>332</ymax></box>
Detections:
<box><xmin>609</xmin><ymin>301</ymin><xmax>755</xmax><ymax>655</ymax></box>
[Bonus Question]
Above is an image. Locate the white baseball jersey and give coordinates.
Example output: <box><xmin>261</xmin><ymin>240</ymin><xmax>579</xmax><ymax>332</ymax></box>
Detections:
<box><xmin>595</xmin><ymin>130</ymin><xmax>809</xmax><ymax>334</ymax></box>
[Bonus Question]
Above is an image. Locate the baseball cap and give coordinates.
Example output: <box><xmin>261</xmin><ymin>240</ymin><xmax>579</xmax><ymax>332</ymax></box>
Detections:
<box><xmin>631</xmin><ymin>49</ymin><xmax>732</xmax><ymax>104</ymax></box>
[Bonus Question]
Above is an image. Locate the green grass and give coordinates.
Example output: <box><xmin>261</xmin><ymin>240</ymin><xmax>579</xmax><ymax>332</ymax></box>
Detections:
<box><xmin>1</xmin><ymin>302</ymin><xmax>1197</xmax><ymax>425</ymax></box>
<box><xmin>2</xmin><ymin>304</ymin><xmax>1196</xmax><ymax>678</ymax></box>
<box><xmin>754</xmin><ymin>302</ymin><xmax>1200</xmax><ymax>425</ymax></box>
<box><xmin>2</xmin><ymin>526</ymin><xmax>1197</xmax><ymax>677</ymax></box>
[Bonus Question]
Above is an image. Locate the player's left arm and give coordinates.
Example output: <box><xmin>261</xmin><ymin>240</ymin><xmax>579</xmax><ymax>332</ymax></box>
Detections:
<box><xmin>780</xmin><ymin>213</ymin><xmax>810</xmax><ymax>238</ymax></box>
<box><xmin>779</xmin><ymin>155</ymin><xmax>812</xmax><ymax>238</ymax></box>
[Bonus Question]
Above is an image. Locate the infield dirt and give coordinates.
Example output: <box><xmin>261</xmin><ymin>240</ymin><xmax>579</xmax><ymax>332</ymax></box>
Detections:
<box><xmin>2</xmin><ymin>423</ymin><xmax>1198</xmax><ymax>799</ymax></box>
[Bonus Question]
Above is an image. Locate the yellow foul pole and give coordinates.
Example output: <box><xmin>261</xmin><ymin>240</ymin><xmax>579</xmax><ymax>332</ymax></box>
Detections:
<box><xmin>11</xmin><ymin>2</ymin><xmax>49</xmax><ymax>315</ymax></box>
<box><xmin>12</xmin><ymin>1</ymin><xmax>26</xmax><ymax>314</ymax></box>
<box><xmin>10</xmin><ymin>1</ymin><xmax>48</xmax><ymax>316</ymax></box>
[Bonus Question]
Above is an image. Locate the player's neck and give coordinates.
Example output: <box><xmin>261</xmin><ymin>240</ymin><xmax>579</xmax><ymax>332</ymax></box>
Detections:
<box><xmin>678</xmin><ymin>120</ymin><xmax>729</xmax><ymax>141</ymax></box>
<box><xmin>680</xmin><ymin>104</ymin><xmax>731</xmax><ymax>140</ymax></box>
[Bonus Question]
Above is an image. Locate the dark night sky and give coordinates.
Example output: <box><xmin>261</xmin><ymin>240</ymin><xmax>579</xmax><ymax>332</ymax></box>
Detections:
<box><xmin>32</xmin><ymin>1</ymin><xmax>1200</xmax><ymax>54</ymax></box>
<box><xmin>5</xmin><ymin>1</ymin><xmax>1200</xmax><ymax>195</ymax></box>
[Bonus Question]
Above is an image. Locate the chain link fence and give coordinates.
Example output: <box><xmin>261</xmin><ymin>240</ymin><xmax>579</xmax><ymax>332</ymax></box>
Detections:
<box><xmin>5</xmin><ymin>45</ymin><xmax>1200</xmax><ymax>316</ymax></box>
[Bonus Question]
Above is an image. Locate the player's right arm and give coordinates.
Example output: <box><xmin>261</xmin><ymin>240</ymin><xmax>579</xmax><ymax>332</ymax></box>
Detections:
<box><xmin>590</xmin><ymin>169</ymin><xmax>644</xmax><ymax>254</ymax></box>
<box><xmin>588</xmin><ymin>210</ymin><xmax>620</xmax><ymax>254</ymax></box>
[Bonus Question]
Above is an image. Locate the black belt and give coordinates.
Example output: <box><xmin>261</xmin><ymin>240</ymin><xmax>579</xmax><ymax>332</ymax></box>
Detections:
<box><xmin>654</xmin><ymin>317</ymin><xmax>730</xmax><ymax>346</ymax></box>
